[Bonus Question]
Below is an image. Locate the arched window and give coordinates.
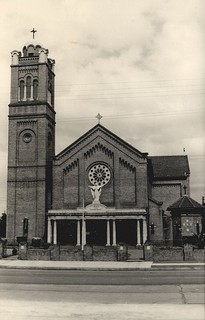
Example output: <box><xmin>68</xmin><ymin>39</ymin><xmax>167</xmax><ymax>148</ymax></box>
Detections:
<box><xmin>26</xmin><ymin>76</ymin><xmax>31</xmax><ymax>99</ymax></box>
<box><xmin>33</xmin><ymin>79</ymin><xmax>38</xmax><ymax>100</ymax></box>
<box><xmin>20</xmin><ymin>80</ymin><xmax>24</xmax><ymax>100</ymax></box>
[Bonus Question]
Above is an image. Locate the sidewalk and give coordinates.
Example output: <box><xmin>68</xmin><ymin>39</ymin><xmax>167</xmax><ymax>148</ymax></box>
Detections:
<box><xmin>0</xmin><ymin>259</ymin><xmax>152</xmax><ymax>270</ymax></box>
<box><xmin>0</xmin><ymin>258</ymin><xmax>204</xmax><ymax>270</ymax></box>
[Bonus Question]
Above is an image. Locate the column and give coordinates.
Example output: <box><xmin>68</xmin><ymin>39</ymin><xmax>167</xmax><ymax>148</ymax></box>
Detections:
<box><xmin>47</xmin><ymin>218</ymin><xmax>52</xmax><ymax>243</ymax></box>
<box><xmin>137</xmin><ymin>219</ymin><xmax>141</xmax><ymax>246</ymax></box>
<box><xmin>142</xmin><ymin>219</ymin><xmax>147</xmax><ymax>244</ymax></box>
<box><xmin>106</xmin><ymin>220</ymin><xmax>110</xmax><ymax>246</ymax></box>
<box><xmin>53</xmin><ymin>220</ymin><xmax>57</xmax><ymax>245</ymax></box>
<box><xmin>84</xmin><ymin>220</ymin><xmax>87</xmax><ymax>245</ymax></box>
<box><xmin>30</xmin><ymin>85</ymin><xmax>33</xmax><ymax>100</ymax></box>
<box><xmin>23</xmin><ymin>86</ymin><xmax>26</xmax><ymax>101</ymax></box>
<box><xmin>112</xmin><ymin>220</ymin><xmax>116</xmax><ymax>246</ymax></box>
<box><xmin>82</xmin><ymin>219</ymin><xmax>87</xmax><ymax>247</ymax></box>
<box><xmin>77</xmin><ymin>220</ymin><xmax>80</xmax><ymax>246</ymax></box>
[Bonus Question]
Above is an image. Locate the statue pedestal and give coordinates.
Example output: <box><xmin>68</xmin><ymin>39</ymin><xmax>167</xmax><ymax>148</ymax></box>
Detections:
<box><xmin>86</xmin><ymin>201</ymin><xmax>106</xmax><ymax>211</ymax></box>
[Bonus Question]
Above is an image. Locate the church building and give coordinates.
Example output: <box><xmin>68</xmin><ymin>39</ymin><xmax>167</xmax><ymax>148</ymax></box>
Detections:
<box><xmin>6</xmin><ymin>44</ymin><xmax>204</xmax><ymax>251</ymax></box>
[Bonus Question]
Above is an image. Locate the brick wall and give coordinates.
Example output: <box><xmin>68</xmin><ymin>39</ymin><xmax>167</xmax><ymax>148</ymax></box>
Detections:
<box><xmin>152</xmin><ymin>183</ymin><xmax>182</xmax><ymax>213</ymax></box>
<box><xmin>27</xmin><ymin>249</ymin><xmax>51</xmax><ymax>260</ymax></box>
<box><xmin>60</xmin><ymin>247</ymin><xmax>83</xmax><ymax>261</ymax></box>
<box><xmin>149</xmin><ymin>199</ymin><xmax>163</xmax><ymax>243</ymax></box>
<box><xmin>93</xmin><ymin>246</ymin><xmax>117</xmax><ymax>261</ymax></box>
<box><xmin>119</xmin><ymin>161</ymin><xmax>136</xmax><ymax>206</ymax></box>
<box><xmin>18</xmin><ymin>245</ymin><xmax>119</xmax><ymax>261</ymax></box>
<box><xmin>193</xmin><ymin>248</ymin><xmax>205</xmax><ymax>262</ymax></box>
<box><xmin>152</xmin><ymin>246</ymin><xmax>183</xmax><ymax>262</ymax></box>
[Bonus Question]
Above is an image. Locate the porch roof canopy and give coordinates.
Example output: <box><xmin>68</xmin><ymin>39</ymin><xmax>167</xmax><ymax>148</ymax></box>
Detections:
<box><xmin>48</xmin><ymin>208</ymin><xmax>147</xmax><ymax>217</ymax></box>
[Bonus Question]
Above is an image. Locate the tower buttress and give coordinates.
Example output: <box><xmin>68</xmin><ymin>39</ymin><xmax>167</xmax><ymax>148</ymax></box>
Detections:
<box><xmin>7</xmin><ymin>44</ymin><xmax>56</xmax><ymax>243</ymax></box>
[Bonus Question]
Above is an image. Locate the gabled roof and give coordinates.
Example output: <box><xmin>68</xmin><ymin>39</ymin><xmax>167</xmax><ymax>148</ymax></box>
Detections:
<box><xmin>55</xmin><ymin>124</ymin><xmax>148</xmax><ymax>161</ymax></box>
<box><xmin>167</xmin><ymin>195</ymin><xmax>204</xmax><ymax>212</ymax></box>
<box><xmin>149</xmin><ymin>155</ymin><xmax>190</xmax><ymax>180</ymax></box>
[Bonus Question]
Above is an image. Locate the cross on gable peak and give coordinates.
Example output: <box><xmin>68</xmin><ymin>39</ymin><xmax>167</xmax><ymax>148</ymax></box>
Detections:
<box><xmin>183</xmin><ymin>185</ymin><xmax>187</xmax><ymax>195</ymax></box>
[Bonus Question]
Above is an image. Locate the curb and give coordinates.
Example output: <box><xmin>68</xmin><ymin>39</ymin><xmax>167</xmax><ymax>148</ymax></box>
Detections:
<box><xmin>152</xmin><ymin>263</ymin><xmax>205</xmax><ymax>270</ymax></box>
<box><xmin>0</xmin><ymin>266</ymin><xmax>153</xmax><ymax>271</ymax></box>
<box><xmin>0</xmin><ymin>264</ymin><xmax>204</xmax><ymax>271</ymax></box>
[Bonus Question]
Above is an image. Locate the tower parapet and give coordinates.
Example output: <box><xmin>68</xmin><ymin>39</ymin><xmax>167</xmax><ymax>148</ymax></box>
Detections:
<box><xmin>10</xmin><ymin>44</ymin><xmax>55</xmax><ymax>107</ymax></box>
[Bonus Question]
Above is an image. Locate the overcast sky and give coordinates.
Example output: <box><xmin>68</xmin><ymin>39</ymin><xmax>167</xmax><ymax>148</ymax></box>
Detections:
<box><xmin>0</xmin><ymin>0</ymin><xmax>204</xmax><ymax>213</ymax></box>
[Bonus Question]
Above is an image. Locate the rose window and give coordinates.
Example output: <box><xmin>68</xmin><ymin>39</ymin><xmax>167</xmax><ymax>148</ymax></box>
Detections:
<box><xmin>88</xmin><ymin>163</ymin><xmax>111</xmax><ymax>186</ymax></box>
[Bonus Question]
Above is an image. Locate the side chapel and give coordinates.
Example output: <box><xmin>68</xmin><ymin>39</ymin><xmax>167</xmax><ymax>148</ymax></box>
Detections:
<box><xmin>6</xmin><ymin>44</ymin><xmax>205</xmax><ymax>249</ymax></box>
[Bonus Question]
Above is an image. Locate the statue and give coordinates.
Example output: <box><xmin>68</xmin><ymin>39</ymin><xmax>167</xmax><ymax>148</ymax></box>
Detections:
<box><xmin>89</xmin><ymin>183</ymin><xmax>102</xmax><ymax>203</ymax></box>
<box><xmin>86</xmin><ymin>182</ymin><xmax>106</xmax><ymax>210</ymax></box>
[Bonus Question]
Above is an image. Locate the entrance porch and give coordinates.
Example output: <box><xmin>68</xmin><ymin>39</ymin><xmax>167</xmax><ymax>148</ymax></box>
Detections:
<box><xmin>47</xmin><ymin>208</ymin><xmax>148</xmax><ymax>248</ymax></box>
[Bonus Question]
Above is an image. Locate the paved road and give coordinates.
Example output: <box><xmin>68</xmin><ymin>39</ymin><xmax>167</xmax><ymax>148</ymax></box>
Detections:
<box><xmin>0</xmin><ymin>269</ymin><xmax>204</xmax><ymax>320</ymax></box>
<box><xmin>0</xmin><ymin>268</ymin><xmax>204</xmax><ymax>285</ymax></box>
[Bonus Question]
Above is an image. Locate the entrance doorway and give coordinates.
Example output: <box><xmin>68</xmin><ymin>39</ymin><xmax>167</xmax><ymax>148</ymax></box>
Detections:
<box><xmin>57</xmin><ymin>221</ymin><xmax>77</xmax><ymax>245</ymax></box>
<box><xmin>116</xmin><ymin>220</ymin><xmax>136</xmax><ymax>245</ymax></box>
<box><xmin>86</xmin><ymin>220</ymin><xmax>106</xmax><ymax>246</ymax></box>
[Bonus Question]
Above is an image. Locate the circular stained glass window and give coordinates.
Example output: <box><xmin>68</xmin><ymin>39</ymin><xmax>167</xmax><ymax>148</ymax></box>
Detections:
<box><xmin>22</xmin><ymin>132</ymin><xmax>32</xmax><ymax>143</ymax></box>
<box><xmin>88</xmin><ymin>163</ymin><xmax>111</xmax><ymax>187</ymax></box>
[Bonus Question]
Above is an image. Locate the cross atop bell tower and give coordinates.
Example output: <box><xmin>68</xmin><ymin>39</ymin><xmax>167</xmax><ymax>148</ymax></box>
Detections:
<box><xmin>30</xmin><ymin>28</ymin><xmax>37</xmax><ymax>39</ymax></box>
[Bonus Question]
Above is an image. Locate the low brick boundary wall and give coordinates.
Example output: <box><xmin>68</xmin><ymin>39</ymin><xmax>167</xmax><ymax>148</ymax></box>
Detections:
<box><xmin>192</xmin><ymin>248</ymin><xmax>205</xmax><ymax>262</ymax></box>
<box><xmin>144</xmin><ymin>244</ymin><xmax>205</xmax><ymax>262</ymax></box>
<box><xmin>60</xmin><ymin>247</ymin><xmax>83</xmax><ymax>261</ymax></box>
<box><xmin>27</xmin><ymin>248</ymin><xmax>50</xmax><ymax>260</ymax></box>
<box><xmin>152</xmin><ymin>246</ymin><xmax>183</xmax><ymax>262</ymax></box>
<box><xmin>0</xmin><ymin>240</ymin><xmax>7</xmax><ymax>259</ymax></box>
<box><xmin>19</xmin><ymin>245</ymin><xmax>119</xmax><ymax>261</ymax></box>
<box><xmin>93</xmin><ymin>246</ymin><xmax>117</xmax><ymax>261</ymax></box>
<box><xmin>18</xmin><ymin>243</ymin><xmax>205</xmax><ymax>262</ymax></box>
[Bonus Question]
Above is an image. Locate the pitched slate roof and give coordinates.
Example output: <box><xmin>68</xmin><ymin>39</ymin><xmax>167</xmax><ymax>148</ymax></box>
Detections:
<box><xmin>149</xmin><ymin>155</ymin><xmax>190</xmax><ymax>180</ymax></box>
<box><xmin>167</xmin><ymin>195</ymin><xmax>204</xmax><ymax>211</ymax></box>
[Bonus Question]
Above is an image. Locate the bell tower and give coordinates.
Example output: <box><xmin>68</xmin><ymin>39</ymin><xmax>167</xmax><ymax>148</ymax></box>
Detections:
<box><xmin>7</xmin><ymin>44</ymin><xmax>55</xmax><ymax>244</ymax></box>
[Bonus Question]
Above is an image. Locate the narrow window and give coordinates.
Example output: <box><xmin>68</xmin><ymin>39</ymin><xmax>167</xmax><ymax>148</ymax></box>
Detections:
<box><xmin>196</xmin><ymin>223</ymin><xmax>200</xmax><ymax>235</ymax></box>
<box><xmin>26</xmin><ymin>76</ymin><xmax>31</xmax><ymax>99</ymax></box>
<box><xmin>33</xmin><ymin>79</ymin><xmax>38</xmax><ymax>100</ymax></box>
<box><xmin>151</xmin><ymin>223</ymin><xmax>155</xmax><ymax>235</ymax></box>
<box><xmin>20</xmin><ymin>80</ymin><xmax>24</xmax><ymax>100</ymax></box>
<box><xmin>23</xmin><ymin>218</ymin><xmax>29</xmax><ymax>237</ymax></box>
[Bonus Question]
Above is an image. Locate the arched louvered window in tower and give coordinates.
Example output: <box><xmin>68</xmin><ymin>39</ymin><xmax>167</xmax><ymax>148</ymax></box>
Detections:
<box><xmin>26</xmin><ymin>76</ymin><xmax>31</xmax><ymax>99</ymax></box>
<box><xmin>20</xmin><ymin>80</ymin><xmax>24</xmax><ymax>100</ymax></box>
<box><xmin>33</xmin><ymin>79</ymin><xmax>38</xmax><ymax>100</ymax></box>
